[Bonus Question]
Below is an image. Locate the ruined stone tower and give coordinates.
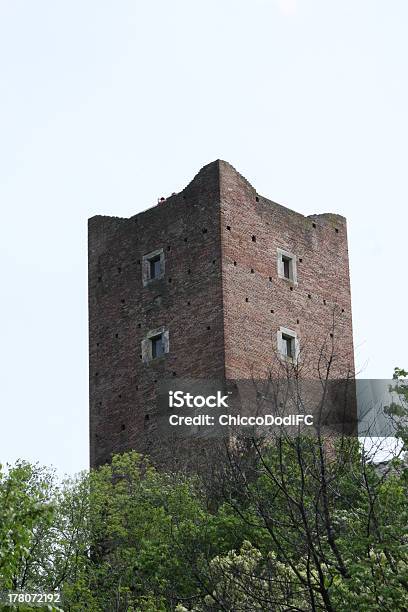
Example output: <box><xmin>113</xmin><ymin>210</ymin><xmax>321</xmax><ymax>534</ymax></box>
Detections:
<box><xmin>88</xmin><ymin>161</ymin><xmax>355</xmax><ymax>468</ymax></box>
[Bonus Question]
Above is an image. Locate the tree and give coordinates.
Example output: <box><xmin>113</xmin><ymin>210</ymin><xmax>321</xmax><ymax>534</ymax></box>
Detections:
<box><xmin>0</xmin><ymin>461</ymin><xmax>53</xmax><ymax>591</ymax></box>
<box><xmin>175</xmin><ymin>366</ymin><xmax>408</xmax><ymax>611</ymax></box>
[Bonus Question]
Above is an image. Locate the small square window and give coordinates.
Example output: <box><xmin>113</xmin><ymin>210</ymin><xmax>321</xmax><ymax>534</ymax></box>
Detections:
<box><xmin>277</xmin><ymin>327</ymin><xmax>299</xmax><ymax>362</ymax></box>
<box><xmin>143</xmin><ymin>249</ymin><xmax>165</xmax><ymax>286</ymax></box>
<box><xmin>141</xmin><ymin>327</ymin><xmax>169</xmax><ymax>363</ymax></box>
<box><xmin>277</xmin><ymin>249</ymin><xmax>297</xmax><ymax>284</ymax></box>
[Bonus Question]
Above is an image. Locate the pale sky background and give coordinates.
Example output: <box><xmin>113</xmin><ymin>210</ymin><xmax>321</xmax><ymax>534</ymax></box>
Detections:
<box><xmin>0</xmin><ymin>0</ymin><xmax>407</xmax><ymax>475</ymax></box>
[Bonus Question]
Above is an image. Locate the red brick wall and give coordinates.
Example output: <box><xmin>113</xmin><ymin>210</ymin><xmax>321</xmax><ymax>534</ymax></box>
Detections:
<box><xmin>219</xmin><ymin>161</ymin><xmax>354</xmax><ymax>379</ymax></box>
<box><xmin>89</xmin><ymin>162</ymin><xmax>225</xmax><ymax>467</ymax></box>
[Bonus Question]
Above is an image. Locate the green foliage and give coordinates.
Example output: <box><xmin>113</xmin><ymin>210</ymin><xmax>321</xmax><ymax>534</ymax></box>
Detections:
<box><xmin>78</xmin><ymin>451</ymin><xmax>208</xmax><ymax>610</ymax></box>
<box><xmin>0</xmin><ymin>461</ymin><xmax>54</xmax><ymax>591</ymax></box>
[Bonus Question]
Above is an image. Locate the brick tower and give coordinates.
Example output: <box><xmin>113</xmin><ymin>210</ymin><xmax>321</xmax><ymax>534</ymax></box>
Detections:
<box><xmin>88</xmin><ymin>161</ymin><xmax>355</xmax><ymax>468</ymax></box>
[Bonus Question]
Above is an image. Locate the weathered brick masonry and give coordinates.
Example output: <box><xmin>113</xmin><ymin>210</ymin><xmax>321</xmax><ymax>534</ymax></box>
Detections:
<box><xmin>89</xmin><ymin>160</ymin><xmax>355</xmax><ymax>468</ymax></box>
<box><xmin>220</xmin><ymin>163</ymin><xmax>354</xmax><ymax>379</ymax></box>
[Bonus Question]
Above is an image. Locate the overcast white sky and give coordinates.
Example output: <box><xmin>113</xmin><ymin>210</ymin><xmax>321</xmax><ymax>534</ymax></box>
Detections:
<box><xmin>0</xmin><ymin>1</ymin><xmax>407</xmax><ymax>475</ymax></box>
